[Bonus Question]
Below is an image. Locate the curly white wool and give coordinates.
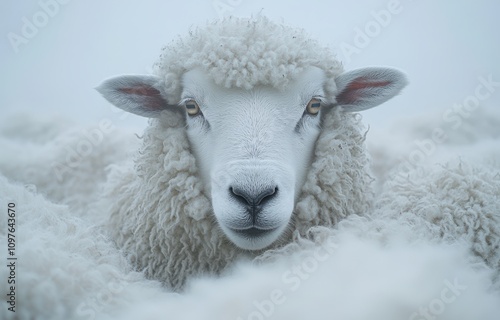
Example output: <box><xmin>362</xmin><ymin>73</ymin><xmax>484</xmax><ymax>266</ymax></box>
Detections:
<box><xmin>154</xmin><ymin>16</ymin><xmax>343</xmax><ymax>101</ymax></box>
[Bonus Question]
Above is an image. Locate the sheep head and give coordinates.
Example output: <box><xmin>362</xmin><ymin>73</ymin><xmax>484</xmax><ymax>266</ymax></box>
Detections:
<box><xmin>97</xmin><ymin>65</ymin><xmax>406</xmax><ymax>250</ymax></box>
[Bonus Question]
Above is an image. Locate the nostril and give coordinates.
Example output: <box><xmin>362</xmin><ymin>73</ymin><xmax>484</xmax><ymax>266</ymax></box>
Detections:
<box><xmin>255</xmin><ymin>187</ymin><xmax>277</xmax><ymax>206</ymax></box>
<box><xmin>229</xmin><ymin>186</ymin><xmax>253</xmax><ymax>206</ymax></box>
<box><xmin>229</xmin><ymin>186</ymin><xmax>278</xmax><ymax>207</ymax></box>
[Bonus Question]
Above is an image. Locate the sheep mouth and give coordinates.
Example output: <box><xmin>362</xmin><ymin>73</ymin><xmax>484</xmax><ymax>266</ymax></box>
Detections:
<box><xmin>229</xmin><ymin>226</ymin><xmax>278</xmax><ymax>238</ymax></box>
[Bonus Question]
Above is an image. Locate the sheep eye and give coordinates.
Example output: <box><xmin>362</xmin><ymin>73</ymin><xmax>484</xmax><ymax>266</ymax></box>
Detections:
<box><xmin>306</xmin><ymin>98</ymin><xmax>322</xmax><ymax>115</ymax></box>
<box><xmin>185</xmin><ymin>100</ymin><xmax>200</xmax><ymax>116</ymax></box>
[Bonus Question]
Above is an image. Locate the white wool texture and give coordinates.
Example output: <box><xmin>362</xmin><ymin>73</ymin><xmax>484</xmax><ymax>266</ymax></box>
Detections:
<box><xmin>0</xmin><ymin>113</ymin><xmax>138</xmax><ymax>216</ymax></box>
<box><xmin>104</xmin><ymin>107</ymin><xmax>372</xmax><ymax>290</ymax></box>
<box><xmin>1</xmin><ymin>112</ymin><xmax>499</xmax><ymax>319</ymax></box>
<box><xmin>0</xmin><ymin>176</ymin><xmax>169</xmax><ymax>320</ymax></box>
<box><xmin>2</xmin><ymin>168</ymin><xmax>500</xmax><ymax>320</ymax></box>
<box><xmin>117</xmin><ymin>234</ymin><xmax>500</xmax><ymax>320</ymax></box>
<box><xmin>375</xmin><ymin>160</ymin><xmax>500</xmax><ymax>276</ymax></box>
<box><xmin>256</xmin><ymin>161</ymin><xmax>500</xmax><ymax>284</ymax></box>
<box><xmin>154</xmin><ymin>16</ymin><xmax>343</xmax><ymax>101</ymax></box>
<box><xmin>368</xmin><ymin>105</ymin><xmax>500</xmax><ymax>192</ymax></box>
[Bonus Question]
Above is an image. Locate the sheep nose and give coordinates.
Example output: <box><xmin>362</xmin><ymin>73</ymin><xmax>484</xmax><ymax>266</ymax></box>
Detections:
<box><xmin>229</xmin><ymin>186</ymin><xmax>278</xmax><ymax>216</ymax></box>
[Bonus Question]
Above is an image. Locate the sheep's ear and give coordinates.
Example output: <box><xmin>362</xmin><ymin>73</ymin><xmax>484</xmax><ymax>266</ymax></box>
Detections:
<box><xmin>334</xmin><ymin>67</ymin><xmax>407</xmax><ymax>112</ymax></box>
<box><xmin>96</xmin><ymin>75</ymin><xmax>172</xmax><ymax>118</ymax></box>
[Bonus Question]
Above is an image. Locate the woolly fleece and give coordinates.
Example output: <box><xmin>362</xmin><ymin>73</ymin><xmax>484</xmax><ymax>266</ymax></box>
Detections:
<box><xmin>2</xmin><ymin>160</ymin><xmax>500</xmax><ymax>319</ymax></box>
<box><xmin>0</xmin><ymin>113</ymin><xmax>139</xmax><ymax>217</ymax></box>
<box><xmin>0</xmin><ymin>103</ymin><xmax>499</xmax><ymax>320</ymax></box>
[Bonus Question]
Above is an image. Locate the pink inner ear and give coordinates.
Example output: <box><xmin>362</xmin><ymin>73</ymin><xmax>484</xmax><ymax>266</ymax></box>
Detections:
<box><xmin>337</xmin><ymin>77</ymin><xmax>391</xmax><ymax>105</ymax></box>
<box><xmin>119</xmin><ymin>85</ymin><xmax>161</xmax><ymax>96</ymax></box>
<box><xmin>119</xmin><ymin>85</ymin><xmax>166</xmax><ymax>111</ymax></box>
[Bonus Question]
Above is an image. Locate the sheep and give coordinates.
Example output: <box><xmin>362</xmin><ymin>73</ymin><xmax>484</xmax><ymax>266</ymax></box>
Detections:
<box><xmin>96</xmin><ymin>16</ymin><xmax>408</xmax><ymax>290</ymax></box>
<box><xmin>1</xmin><ymin>15</ymin><xmax>499</xmax><ymax>320</ymax></box>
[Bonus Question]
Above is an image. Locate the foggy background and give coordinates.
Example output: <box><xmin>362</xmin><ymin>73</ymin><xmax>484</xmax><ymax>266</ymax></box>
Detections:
<box><xmin>1</xmin><ymin>3</ymin><xmax>500</xmax><ymax>318</ymax></box>
<box><xmin>1</xmin><ymin>0</ymin><xmax>499</xmax><ymax>136</ymax></box>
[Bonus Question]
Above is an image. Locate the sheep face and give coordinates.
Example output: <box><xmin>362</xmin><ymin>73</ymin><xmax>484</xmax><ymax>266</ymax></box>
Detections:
<box><xmin>179</xmin><ymin>67</ymin><xmax>326</xmax><ymax>250</ymax></box>
<box><xmin>97</xmin><ymin>65</ymin><xmax>407</xmax><ymax>251</ymax></box>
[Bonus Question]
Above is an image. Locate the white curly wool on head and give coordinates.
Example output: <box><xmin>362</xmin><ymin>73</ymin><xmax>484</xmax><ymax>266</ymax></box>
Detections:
<box><xmin>154</xmin><ymin>16</ymin><xmax>343</xmax><ymax>101</ymax></box>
